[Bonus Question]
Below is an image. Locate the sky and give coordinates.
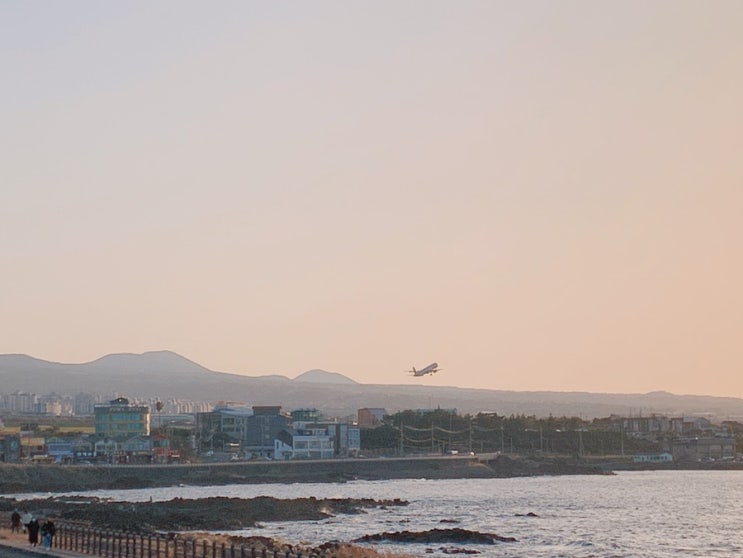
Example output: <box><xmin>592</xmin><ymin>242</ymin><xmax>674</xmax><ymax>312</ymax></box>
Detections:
<box><xmin>2</xmin><ymin>1</ymin><xmax>742</xmax><ymax>397</ymax></box>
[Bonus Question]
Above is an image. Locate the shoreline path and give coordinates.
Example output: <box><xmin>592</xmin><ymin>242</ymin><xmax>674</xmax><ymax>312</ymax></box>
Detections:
<box><xmin>0</xmin><ymin>526</ymin><xmax>83</xmax><ymax>557</ymax></box>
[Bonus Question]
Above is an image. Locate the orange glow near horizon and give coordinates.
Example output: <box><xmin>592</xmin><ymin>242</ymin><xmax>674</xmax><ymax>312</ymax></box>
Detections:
<box><xmin>2</xmin><ymin>2</ymin><xmax>743</xmax><ymax>398</ymax></box>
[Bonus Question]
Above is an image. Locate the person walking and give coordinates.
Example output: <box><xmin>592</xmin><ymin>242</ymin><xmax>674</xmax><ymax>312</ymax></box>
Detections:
<box><xmin>27</xmin><ymin>517</ymin><xmax>40</xmax><ymax>548</ymax></box>
<box><xmin>10</xmin><ymin>510</ymin><xmax>21</xmax><ymax>533</ymax></box>
<box><xmin>41</xmin><ymin>518</ymin><xmax>56</xmax><ymax>549</ymax></box>
<box><xmin>20</xmin><ymin>511</ymin><xmax>32</xmax><ymax>533</ymax></box>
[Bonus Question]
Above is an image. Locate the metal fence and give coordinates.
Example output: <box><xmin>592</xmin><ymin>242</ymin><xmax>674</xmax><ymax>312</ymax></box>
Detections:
<box><xmin>55</xmin><ymin>524</ymin><xmax>315</xmax><ymax>558</ymax></box>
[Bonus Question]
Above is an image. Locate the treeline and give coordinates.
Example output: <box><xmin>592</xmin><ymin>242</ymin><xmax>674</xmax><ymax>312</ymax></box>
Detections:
<box><xmin>361</xmin><ymin>409</ymin><xmax>659</xmax><ymax>457</ymax></box>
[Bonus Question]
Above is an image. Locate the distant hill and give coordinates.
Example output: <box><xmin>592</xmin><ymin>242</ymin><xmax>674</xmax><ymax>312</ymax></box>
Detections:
<box><xmin>1</xmin><ymin>351</ymin><xmax>743</xmax><ymax>420</ymax></box>
<box><xmin>294</xmin><ymin>369</ymin><xmax>358</xmax><ymax>385</ymax></box>
<box><xmin>86</xmin><ymin>351</ymin><xmax>211</xmax><ymax>377</ymax></box>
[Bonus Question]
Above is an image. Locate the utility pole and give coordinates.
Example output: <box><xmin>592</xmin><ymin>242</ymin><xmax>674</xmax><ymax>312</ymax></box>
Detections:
<box><xmin>468</xmin><ymin>420</ymin><xmax>473</xmax><ymax>454</ymax></box>
<box><xmin>399</xmin><ymin>422</ymin><xmax>404</xmax><ymax>456</ymax></box>
<box><xmin>539</xmin><ymin>424</ymin><xmax>543</xmax><ymax>453</ymax></box>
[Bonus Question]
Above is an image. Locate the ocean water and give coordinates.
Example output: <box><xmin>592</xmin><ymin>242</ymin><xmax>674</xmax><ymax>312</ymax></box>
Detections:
<box><xmin>12</xmin><ymin>470</ymin><xmax>743</xmax><ymax>557</ymax></box>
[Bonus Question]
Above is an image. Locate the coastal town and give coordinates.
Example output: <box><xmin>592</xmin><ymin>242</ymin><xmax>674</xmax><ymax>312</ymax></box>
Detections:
<box><xmin>0</xmin><ymin>391</ymin><xmax>740</xmax><ymax>467</ymax></box>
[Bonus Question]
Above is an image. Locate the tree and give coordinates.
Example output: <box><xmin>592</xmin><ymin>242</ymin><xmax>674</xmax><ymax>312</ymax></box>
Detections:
<box><xmin>155</xmin><ymin>401</ymin><xmax>164</xmax><ymax>432</ymax></box>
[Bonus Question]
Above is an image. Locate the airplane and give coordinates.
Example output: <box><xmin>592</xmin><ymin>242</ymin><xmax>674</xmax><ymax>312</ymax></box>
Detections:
<box><xmin>408</xmin><ymin>362</ymin><xmax>440</xmax><ymax>376</ymax></box>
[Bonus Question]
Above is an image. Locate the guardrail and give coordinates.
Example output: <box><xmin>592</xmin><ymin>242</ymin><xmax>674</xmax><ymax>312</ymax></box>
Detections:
<box><xmin>55</xmin><ymin>524</ymin><xmax>314</xmax><ymax>558</ymax></box>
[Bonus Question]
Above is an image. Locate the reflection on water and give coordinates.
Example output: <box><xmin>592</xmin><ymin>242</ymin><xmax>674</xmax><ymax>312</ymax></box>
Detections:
<box><xmin>11</xmin><ymin>471</ymin><xmax>743</xmax><ymax>557</ymax></box>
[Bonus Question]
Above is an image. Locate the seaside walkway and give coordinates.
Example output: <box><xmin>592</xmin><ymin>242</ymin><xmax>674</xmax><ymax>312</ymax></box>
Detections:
<box><xmin>0</xmin><ymin>527</ymin><xmax>82</xmax><ymax>557</ymax></box>
<box><xmin>0</xmin><ymin>524</ymin><xmax>314</xmax><ymax>558</ymax></box>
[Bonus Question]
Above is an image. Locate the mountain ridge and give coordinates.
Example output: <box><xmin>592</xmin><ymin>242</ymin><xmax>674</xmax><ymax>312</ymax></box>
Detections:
<box><xmin>1</xmin><ymin>351</ymin><xmax>742</xmax><ymax>420</ymax></box>
<box><xmin>293</xmin><ymin>369</ymin><xmax>358</xmax><ymax>385</ymax></box>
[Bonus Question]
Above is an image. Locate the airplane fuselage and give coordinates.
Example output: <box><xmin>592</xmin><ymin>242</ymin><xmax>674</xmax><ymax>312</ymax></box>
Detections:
<box><xmin>411</xmin><ymin>362</ymin><xmax>439</xmax><ymax>376</ymax></box>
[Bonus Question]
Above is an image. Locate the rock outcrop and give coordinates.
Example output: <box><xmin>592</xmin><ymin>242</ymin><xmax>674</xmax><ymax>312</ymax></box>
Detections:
<box><xmin>354</xmin><ymin>527</ymin><xmax>517</xmax><ymax>545</ymax></box>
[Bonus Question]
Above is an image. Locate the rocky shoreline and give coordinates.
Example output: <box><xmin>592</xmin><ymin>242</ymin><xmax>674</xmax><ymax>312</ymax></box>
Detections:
<box><xmin>0</xmin><ymin>454</ymin><xmax>608</xmax><ymax>493</ymax></box>
<box><xmin>0</xmin><ymin>496</ymin><xmax>519</xmax><ymax>557</ymax></box>
<box><xmin>0</xmin><ymin>456</ymin><xmax>606</xmax><ymax>556</ymax></box>
<box><xmin>0</xmin><ymin>495</ymin><xmax>408</xmax><ymax>532</ymax></box>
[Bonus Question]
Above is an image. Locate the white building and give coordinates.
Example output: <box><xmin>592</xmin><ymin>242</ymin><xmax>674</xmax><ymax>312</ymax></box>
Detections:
<box><xmin>633</xmin><ymin>452</ymin><xmax>673</xmax><ymax>463</ymax></box>
<box><xmin>275</xmin><ymin>427</ymin><xmax>335</xmax><ymax>460</ymax></box>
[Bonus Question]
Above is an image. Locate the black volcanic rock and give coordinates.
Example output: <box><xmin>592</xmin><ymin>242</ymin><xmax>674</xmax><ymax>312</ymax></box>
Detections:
<box><xmin>0</xmin><ymin>495</ymin><xmax>407</xmax><ymax>533</ymax></box>
<box><xmin>354</xmin><ymin>528</ymin><xmax>517</xmax><ymax>544</ymax></box>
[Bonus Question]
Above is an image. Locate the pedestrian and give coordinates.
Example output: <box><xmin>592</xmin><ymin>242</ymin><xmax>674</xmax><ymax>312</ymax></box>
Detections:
<box><xmin>41</xmin><ymin>518</ymin><xmax>56</xmax><ymax>549</ymax></box>
<box><xmin>10</xmin><ymin>510</ymin><xmax>21</xmax><ymax>533</ymax></box>
<box><xmin>20</xmin><ymin>511</ymin><xmax>32</xmax><ymax>533</ymax></box>
<box><xmin>27</xmin><ymin>517</ymin><xmax>40</xmax><ymax>547</ymax></box>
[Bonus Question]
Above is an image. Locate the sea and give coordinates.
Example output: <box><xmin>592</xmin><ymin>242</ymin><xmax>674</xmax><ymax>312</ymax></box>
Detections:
<box><xmin>10</xmin><ymin>470</ymin><xmax>743</xmax><ymax>557</ymax></box>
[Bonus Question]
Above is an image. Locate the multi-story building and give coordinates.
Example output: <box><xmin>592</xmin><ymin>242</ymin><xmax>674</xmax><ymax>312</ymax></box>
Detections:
<box><xmin>94</xmin><ymin>397</ymin><xmax>150</xmax><ymax>437</ymax></box>
<box><xmin>292</xmin><ymin>419</ymin><xmax>360</xmax><ymax>458</ymax></box>
<box><xmin>73</xmin><ymin>393</ymin><xmax>98</xmax><ymax>416</ymax></box>
<box><xmin>1</xmin><ymin>392</ymin><xmax>39</xmax><ymax>413</ymax></box>
<box><xmin>275</xmin><ymin>426</ymin><xmax>335</xmax><ymax>460</ymax></box>
<box><xmin>196</xmin><ymin>405</ymin><xmax>291</xmax><ymax>458</ymax></box>
<box><xmin>609</xmin><ymin>415</ymin><xmax>716</xmax><ymax>438</ymax></box>
<box><xmin>196</xmin><ymin>404</ymin><xmax>253</xmax><ymax>453</ymax></box>
<box><xmin>244</xmin><ymin>406</ymin><xmax>290</xmax><ymax>458</ymax></box>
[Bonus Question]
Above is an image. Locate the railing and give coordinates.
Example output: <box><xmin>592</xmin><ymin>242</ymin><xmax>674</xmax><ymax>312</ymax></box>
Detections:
<box><xmin>55</xmin><ymin>524</ymin><xmax>319</xmax><ymax>558</ymax></box>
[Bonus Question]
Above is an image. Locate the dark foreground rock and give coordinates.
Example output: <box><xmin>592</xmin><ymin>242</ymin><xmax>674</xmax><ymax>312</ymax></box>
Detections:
<box><xmin>0</xmin><ymin>496</ymin><xmax>407</xmax><ymax>533</ymax></box>
<box><xmin>354</xmin><ymin>528</ymin><xmax>517</xmax><ymax>545</ymax></box>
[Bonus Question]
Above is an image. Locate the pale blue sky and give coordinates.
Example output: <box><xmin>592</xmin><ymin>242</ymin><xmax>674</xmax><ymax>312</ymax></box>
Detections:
<box><xmin>2</xmin><ymin>1</ymin><xmax>743</xmax><ymax>397</ymax></box>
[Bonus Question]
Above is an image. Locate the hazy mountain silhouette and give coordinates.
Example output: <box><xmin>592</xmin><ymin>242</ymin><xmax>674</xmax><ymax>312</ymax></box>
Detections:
<box><xmin>294</xmin><ymin>369</ymin><xmax>358</xmax><ymax>384</ymax></box>
<box><xmin>1</xmin><ymin>351</ymin><xmax>742</xmax><ymax>420</ymax></box>
<box><xmin>87</xmin><ymin>351</ymin><xmax>210</xmax><ymax>376</ymax></box>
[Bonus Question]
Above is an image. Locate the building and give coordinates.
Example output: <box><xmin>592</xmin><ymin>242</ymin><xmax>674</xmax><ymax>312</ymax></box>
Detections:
<box><xmin>670</xmin><ymin>436</ymin><xmax>736</xmax><ymax>462</ymax></box>
<box><xmin>357</xmin><ymin>408</ymin><xmax>386</xmax><ymax>429</ymax></box>
<box><xmin>633</xmin><ymin>452</ymin><xmax>673</xmax><ymax>463</ymax></box>
<box><xmin>291</xmin><ymin>408</ymin><xmax>320</xmax><ymax>423</ymax></box>
<box><xmin>292</xmin><ymin>419</ymin><xmax>361</xmax><ymax>458</ymax></box>
<box><xmin>20</xmin><ymin>436</ymin><xmax>46</xmax><ymax>460</ymax></box>
<box><xmin>275</xmin><ymin>426</ymin><xmax>335</xmax><ymax>460</ymax></box>
<box><xmin>45</xmin><ymin>437</ymin><xmax>74</xmax><ymax>462</ymax></box>
<box><xmin>94</xmin><ymin>397</ymin><xmax>150</xmax><ymax>437</ymax></box>
<box><xmin>150</xmin><ymin>434</ymin><xmax>177</xmax><ymax>464</ymax></box>
<box><xmin>1</xmin><ymin>392</ymin><xmax>39</xmax><ymax>413</ymax></box>
<box><xmin>244</xmin><ymin>406</ymin><xmax>291</xmax><ymax>458</ymax></box>
<box><xmin>0</xmin><ymin>434</ymin><xmax>21</xmax><ymax>462</ymax></box>
<box><xmin>196</xmin><ymin>405</ymin><xmax>290</xmax><ymax>459</ymax></box>
<box><xmin>93</xmin><ymin>437</ymin><xmax>119</xmax><ymax>462</ymax></box>
<box><xmin>610</xmin><ymin>415</ymin><xmax>716</xmax><ymax>437</ymax></box>
<box><xmin>73</xmin><ymin>393</ymin><xmax>98</xmax><ymax>416</ymax></box>
<box><xmin>120</xmin><ymin>435</ymin><xmax>153</xmax><ymax>464</ymax></box>
<box><xmin>196</xmin><ymin>404</ymin><xmax>254</xmax><ymax>455</ymax></box>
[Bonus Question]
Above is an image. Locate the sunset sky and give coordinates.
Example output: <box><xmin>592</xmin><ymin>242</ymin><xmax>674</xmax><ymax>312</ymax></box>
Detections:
<box><xmin>3</xmin><ymin>2</ymin><xmax>742</xmax><ymax>397</ymax></box>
